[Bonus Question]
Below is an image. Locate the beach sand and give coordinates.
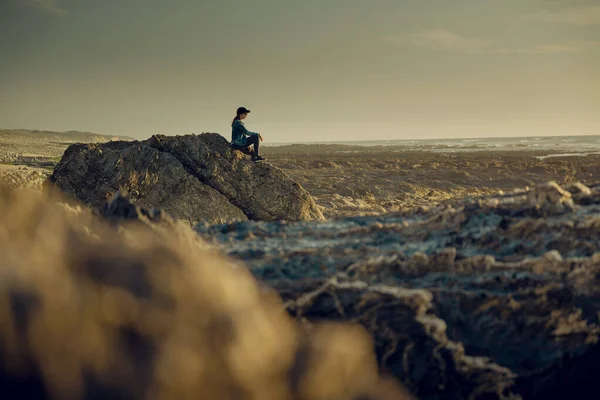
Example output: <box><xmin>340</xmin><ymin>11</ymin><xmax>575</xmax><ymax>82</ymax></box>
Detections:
<box><xmin>262</xmin><ymin>145</ymin><xmax>600</xmax><ymax>218</ymax></box>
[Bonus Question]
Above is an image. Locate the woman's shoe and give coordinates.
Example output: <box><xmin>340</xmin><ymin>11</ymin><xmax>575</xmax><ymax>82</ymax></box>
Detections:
<box><xmin>252</xmin><ymin>155</ymin><xmax>266</xmax><ymax>162</ymax></box>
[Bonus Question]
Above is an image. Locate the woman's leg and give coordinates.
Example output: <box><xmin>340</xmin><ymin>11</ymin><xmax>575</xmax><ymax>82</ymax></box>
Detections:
<box><xmin>250</xmin><ymin>135</ymin><xmax>260</xmax><ymax>156</ymax></box>
<box><xmin>240</xmin><ymin>146</ymin><xmax>254</xmax><ymax>156</ymax></box>
<box><xmin>232</xmin><ymin>137</ymin><xmax>260</xmax><ymax>160</ymax></box>
<box><xmin>231</xmin><ymin>143</ymin><xmax>254</xmax><ymax>156</ymax></box>
<box><xmin>243</xmin><ymin>136</ymin><xmax>259</xmax><ymax>157</ymax></box>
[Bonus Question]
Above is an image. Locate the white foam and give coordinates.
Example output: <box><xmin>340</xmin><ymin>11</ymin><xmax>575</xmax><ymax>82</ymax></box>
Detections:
<box><xmin>535</xmin><ymin>152</ymin><xmax>600</xmax><ymax>160</ymax></box>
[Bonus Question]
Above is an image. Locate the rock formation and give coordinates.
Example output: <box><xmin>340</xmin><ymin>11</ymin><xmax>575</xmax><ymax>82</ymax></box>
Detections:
<box><xmin>146</xmin><ymin>134</ymin><xmax>324</xmax><ymax>222</ymax></box>
<box><xmin>48</xmin><ymin>133</ymin><xmax>324</xmax><ymax>225</ymax></box>
<box><xmin>0</xmin><ymin>184</ymin><xmax>410</xmax><ymax>400</ymax></box>
<box><xmin>197</xmin><ymin>181</ymin><xmax>600</xmax><ymax>400</ymax></box>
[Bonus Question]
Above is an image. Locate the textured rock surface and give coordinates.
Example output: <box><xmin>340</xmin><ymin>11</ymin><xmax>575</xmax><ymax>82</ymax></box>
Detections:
<box><xmin>48</xmin><ymin>133</ymin><xmax>323</xmax><ymax>225</ymax></box>
<box><xmin>49</xmin><ymin>140</ymin><xmax>247</xmax><ymax>226</ymax></box>
<box><xmin>197</xmin><ymin>181</ymin><xmax>600</xmax><ymax>400</ymax></box>
<box><xmin>145</xmin><ymin>133</ymin><xmax>324</xmax><ymax>222</ymax></box>
<box><xmin>0</xmin><ymin>184</ymin><xmax>412</xmax><ymax>400</ymax></box>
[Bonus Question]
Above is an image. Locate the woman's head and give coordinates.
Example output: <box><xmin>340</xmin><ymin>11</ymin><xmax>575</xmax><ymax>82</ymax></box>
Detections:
<box><xmin>233</xmin><ymin>106</ymin><xmax>251</xmax><ymax>123</ymax></box>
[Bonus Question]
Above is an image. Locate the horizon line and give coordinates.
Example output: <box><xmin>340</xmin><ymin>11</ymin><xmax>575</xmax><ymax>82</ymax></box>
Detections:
<box><xmin>1</xmin><ymin>127</ymin><xmax>598</xmax><ymax>144</ymax></box>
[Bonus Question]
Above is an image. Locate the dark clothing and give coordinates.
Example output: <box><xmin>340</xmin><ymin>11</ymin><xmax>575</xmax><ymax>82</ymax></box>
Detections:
<box><xmin>231</xmin><ymin>134</ymin><xmax>260</xmax><ymax>156</ymax></box>
<box><xmin>231</xmin><ymin>119</ymin><xmax>259</xmax><ymax>146</ymax></box>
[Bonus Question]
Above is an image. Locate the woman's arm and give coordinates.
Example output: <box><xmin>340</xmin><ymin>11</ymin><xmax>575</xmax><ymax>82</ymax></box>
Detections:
<box><xmin>235</xmin><ymin>120</ymin><xmax>259</xmax><ymax>137</ymax></box>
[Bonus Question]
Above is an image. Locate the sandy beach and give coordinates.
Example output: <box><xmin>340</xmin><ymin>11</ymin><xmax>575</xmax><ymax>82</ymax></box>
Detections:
<box><xmin>263</xmin><ymin>145</ymin><xmax>600</xmax><ymax>218</ymax></box>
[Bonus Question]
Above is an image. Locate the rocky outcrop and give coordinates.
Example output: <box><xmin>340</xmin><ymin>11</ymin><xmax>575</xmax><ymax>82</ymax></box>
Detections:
<box><xmin>0</xmin><ymin>184</ymin><xmax>412</xmax><ymax>400</ymax></box>
<box><xmin>48</xmin><ymin>133</ymin><xmax>323</xmax><ymax>225</ymax></box>
<box><xmin>49</xmin><ymin>140</ymin><xmax>247</xmax><ymax>225</ymax></box>
<box><xmin>145</xmin><ymin>134</ymin><xmax>324</xmax><ymax>222</ymax></box>
<box><xmin>197</xmin><ymin>181</ymin><xmax>600</xmax><ymax>400</ymax></box>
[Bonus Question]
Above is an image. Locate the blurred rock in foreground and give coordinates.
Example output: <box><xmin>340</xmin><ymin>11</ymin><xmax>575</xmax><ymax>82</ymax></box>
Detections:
<box><xmin>0</xmin><ymin>184</ymin><xmax>409</xmax><ymax>400</ymax></box>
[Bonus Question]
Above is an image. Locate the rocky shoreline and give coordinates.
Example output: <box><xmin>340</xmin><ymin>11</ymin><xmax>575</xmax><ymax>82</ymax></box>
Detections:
<box><xmin>1</xmin><ymin>180</ymin><xmax>595</xmax><ymax>399</ymax></box>
<box><xmin>197</xmin><ymin>181</ymin><xmax>600</xmax><ymax>399</ymax></box>
<box><xmin>1</xmin><ymin>129</ymin><xmax>600</xmax><ymax>399</ymax></box>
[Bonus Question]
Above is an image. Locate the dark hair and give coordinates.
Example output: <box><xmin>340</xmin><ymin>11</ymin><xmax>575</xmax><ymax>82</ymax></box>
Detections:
<box><xmin>232</xmin><ymin>107</ymin><xmax>250</xmax><ymax>125</ymax></box>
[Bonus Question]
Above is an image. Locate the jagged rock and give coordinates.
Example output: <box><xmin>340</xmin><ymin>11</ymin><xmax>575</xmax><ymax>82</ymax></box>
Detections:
<box><xmin>526</xmin><ymin>181</ymin><xmax>573</xmax><ymax>209</ymax></box>
<box><xmin>276</xmin><ymin>276</ymin><xmax>519</xmax><ymax>400</ymax></box>
<box><xmin>197</xmin><ymin>181</ymin><xmax>600</xmax><ymax>400</ymax></box>
<box><xmin>48</xmin><ymin>134</ymin><xmax>323</xmax><ymax>225</ymax></box>
<box><xmin>145</xmin><ymin>133</ymin><xmax>324</xmax><ymax>222</ymax></box>
<box><xmin>0</xmin><ymin>184</ymin><xmax>412</xmax><ymax>400</ymax></box>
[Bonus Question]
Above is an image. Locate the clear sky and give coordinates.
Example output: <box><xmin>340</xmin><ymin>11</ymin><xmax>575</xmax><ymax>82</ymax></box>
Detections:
<box><xmin>1</xmin><ymin>0</ymin><xmax>598</xmax><ymax>142</ymax></box>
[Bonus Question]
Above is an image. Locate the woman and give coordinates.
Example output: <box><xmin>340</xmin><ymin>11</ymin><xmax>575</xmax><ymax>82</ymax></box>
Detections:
<box><xmin>230</xmin><ymin>106</ymin><xmax>265</xmax><ymax>162</ymax></box>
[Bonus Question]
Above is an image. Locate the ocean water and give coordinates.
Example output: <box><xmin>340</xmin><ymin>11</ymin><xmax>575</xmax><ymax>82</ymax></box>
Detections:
<box><xmin>267</xmin><ymin>135</ymin><xmax>600</xmax><ymax>156</ymax></box>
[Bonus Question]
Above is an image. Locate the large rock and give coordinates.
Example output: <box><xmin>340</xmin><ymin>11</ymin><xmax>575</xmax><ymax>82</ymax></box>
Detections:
<box><xmin>49</xmin><ymin>140</ymin><xmax>246</xmax><ymax>226</ymax></box>
<box><xmin>48</xmin><ymin>133</ymin><xmax>323</xmax><ymax>225</ymax></box>
<box><xmin>144</xmin><ymin>133</ymin><xmax>324</xmax><ymax>221</ymax></box>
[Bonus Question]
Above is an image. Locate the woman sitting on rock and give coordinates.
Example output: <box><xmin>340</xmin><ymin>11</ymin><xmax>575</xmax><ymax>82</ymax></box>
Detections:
<box><xmin>230</xmin><ymin>107</ymin><xmax>265</xmax><ymax>162</ymax></box>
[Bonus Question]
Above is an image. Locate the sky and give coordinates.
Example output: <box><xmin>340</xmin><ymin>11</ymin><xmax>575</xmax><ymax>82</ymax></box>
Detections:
<box><xmin>0</xmin><ymin>0</ymin><xmax>599</xmax><ymax>142</ymax></box>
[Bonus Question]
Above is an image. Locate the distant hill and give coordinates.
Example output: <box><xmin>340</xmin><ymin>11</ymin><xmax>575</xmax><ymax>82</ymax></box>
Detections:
<box><xmin>0</xmin><ymin>129</ymin><xmax>136</xmax><ymax>167</ymax></box>
<box><xmin>0</xmin><ymin>129</ymin><xmax>135</xmax><ymax>142</ymax></box>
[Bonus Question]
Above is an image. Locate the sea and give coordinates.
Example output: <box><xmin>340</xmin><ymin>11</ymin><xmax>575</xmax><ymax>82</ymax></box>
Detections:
<box><xmin>266</xmin><ymin>135</ymin><xmax>600</xmax><ymax>159</ymax></box>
